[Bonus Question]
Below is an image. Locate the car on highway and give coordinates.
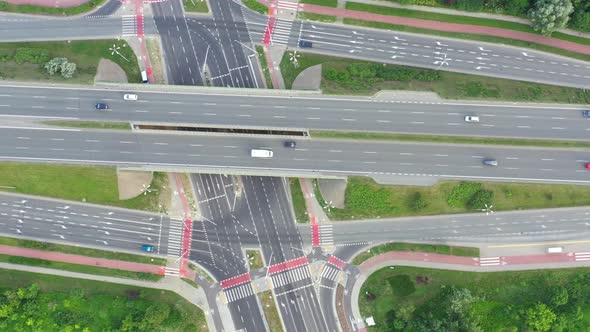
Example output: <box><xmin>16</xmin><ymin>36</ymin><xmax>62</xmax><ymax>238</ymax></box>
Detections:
<box><xmin>298</xmin><ymin>40</ymin><xmax>313</xmax><ymax>48</ymax></box>
<box><xmin>464</xmin><ymin>115</ymin><xmax>480</xmax><ymax>123</ymax></box>
<box><xmin>483</xmin><ymin>159</ymin><xmax>498</xmax><ymax>166</ymax></box>
<box><xmin>583</xmin><ymin>110</ymin><xmax>590</xmax><ymax>117</ymax></box>
<box><xmin>95</xmin><ymin>103</ymin><xmax>110</xmax><ymax>110</ymax></box>
<box><xmin>585</xmin><ymin>163</ymin><xmax>590</xmax><ymax>169</ymax></box>
<box><xmin>123</xmin><ymin>94</ymin><xmax>138</xmax><ymax>101</ymax></box>
<box><xmin>141</xmin><ymin>244</ymin><xmax>154</xmax><ymax>252</ymax></box>
<box><xmin>284</xmin><ymin>141</ymin><xmax>296</xmax><ymax>148</ymax></box>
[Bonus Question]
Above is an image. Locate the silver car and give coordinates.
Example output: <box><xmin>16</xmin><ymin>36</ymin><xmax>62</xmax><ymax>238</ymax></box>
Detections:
<box><xmin>464</xmin><ymin>115</ymin><xmax>480</xmax><ymax>123</ymax></box>
<box><xmin>483</xmin><ymin>159</ymin><xmax>498</xmax><ymax>166</ymax></box>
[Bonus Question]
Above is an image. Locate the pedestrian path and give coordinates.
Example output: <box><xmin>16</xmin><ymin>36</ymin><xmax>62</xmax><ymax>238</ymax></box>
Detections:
<box><xmin>270</xmin><ymin>17</ymin><xmax>295</xmax><ymax>46</ymax></box>
<box><xmin>320</xmin><ymin>264</ymin><xmax>340</xmax><ymax>283</ymax></box>
<box><xmin>574</xmin><ymin>252</ymin><xmax>590</xmax><ymax>261</ymax></box>
<box><xmin>271</xmin><ymin>264</ymin><xmax>311</xmax><ymax>288</ymax></box>
<box><xmin>166</xmin><ymin>218</ymin><xmax>184</xmax><ymax>258</ymax></box>
<box><xmin>223</xmin><ymin>282</ymin><xmax>255</xmax><ymax>303</ymax></box>
<box><xmin>478</xmin><ymin>256</ymin><xmax>501</xmax><ymax>266</ymax></box>
<box><xmin>121</xmin><ymin>15</ymin><xmax>137</xmax><ymax>37</ymax></box>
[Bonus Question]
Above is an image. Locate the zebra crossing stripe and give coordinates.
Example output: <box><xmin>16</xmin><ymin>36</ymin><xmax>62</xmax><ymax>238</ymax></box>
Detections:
<box><xmin>224</xmin><ymin>283</ymin><xmax>255</xmax><ymax>303</ymax></box>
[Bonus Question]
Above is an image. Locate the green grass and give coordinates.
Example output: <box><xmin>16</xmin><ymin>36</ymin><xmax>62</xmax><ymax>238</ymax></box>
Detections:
<box><xmin>343</xmin><ymin>18</ymin><xmax>590</xmax><ymax>63</ymax></box>
<box><xmin>0</xmin><ymin>237</ymin><xmax>167</xmax><ymax>265</ymax></box>
<box><xmin>297</xmin><ymin>11</ymin><xmax>337</xmax><ymax>22</ymax></box>
<box><xmin>0</xmin><ymin>163</ymin><xmax>167</xmax><ymax>212</ymax></box>
<box><xmin>311</xmin><ymin>131</ymin><xmax>590</xmax><ymax>149</ymax></box>
<box><xmin>256</xmin><ymin>45</ymin><xmax>274</xmax><ymax>89</ymax></box>
<box><xmin>183</xmin><ymin>0</ymin><xmax>209</xmax><ymax>12</ymax></box>
<box><xmin>360</xmin><ymin>266</ymin><xmax>590</xmax><ymax>332</ymax></box>
<box><xmin>0</xmin><ymin>254</ymin><xmax>162</xmax><ymax>281</ymax></box>
<box><xmin>0</xmin><ymin>40</ymin><xmax>141</xmax><ymax>84</ymax></box>
<box><xmin>0</xmin><ymin>0</ymin><xmax>106</xmax><ymax>15</ymax></box>
<box><xmin>188</xmin><ymin>262</ymin><xmax>215</xmax><ymax>283</ymax></box>
<box><xmin>280</xmin><ymin>52</ymin><xmax>590</xmax><ymax>103</ymax></box>
<box><xmin>321</xmin><ymin>177</ymin><xmax>590</xmax><ymax>221</ymax></box>
<box><xmin>242</xmin><ymin>0</ymin><xmax>268</xmax><ymax>14</ymax></box>
<box><xmin>43</xmin><ymin>120</ymin><xmax>131</xmax><ymax>130</ymax></box>
<box><xmin>290</xmin><ymin>178</ymin><xmax>309</xmax><ymax>223</ymax></box>
<box><xmin>246</xmin><ymin>250</ymin><xmax>264</xmax><ymax>270</ymax></box>
<box><xmin>0</xmin><ymin>268</ymin><xmax>208</xmax><ymax>331</ymax></box>
<box><xmin>301</xmin><ymin>0</ymin><xmax>337</xmax><ymax>7</ymax></box>
<box><xmin>352</xmin><ymin>243</ymin><xmax>479</xmax><ymax>265</ymax></box>
<box><xmin>259</xmin><ymin>291</ymin><xmax>284</xmax><ymax>332</ymax></box>
<box><xmin>181</xmin><ymin>278</ymin><xmax>200</xmax><ymax>289</ymax></box>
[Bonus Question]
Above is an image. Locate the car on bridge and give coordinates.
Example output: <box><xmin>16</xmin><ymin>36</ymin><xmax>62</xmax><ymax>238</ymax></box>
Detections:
<box><xmin>583</xmin><ymin>110</ymin><xmax>590</xmax><ymax>117</ymax></box>
<box><xmin>95</xmin><ymin>103</ymin><xmax>110</xmax><ymax>110</ymax></box>
<box><xmin>585</xmin><ymin>163</ymin><xmax>590</xmax><ymax>169</ymax></box>
<box><xmin>464</xmin><ymin>115</ymin><xmax>480</xmax><ymax>123</ymax></box>
<box><xmin>298</xmin><ymin>40</ymin><xmax>313</xmax><ymax>48</ymax></box>
<box><xmin>123</xmin><ymin>94</ymin><xmax>138</xmax><ymax>101</ymax></box>
<box><xmin>483</xmin><ymin>159</ymin><xmax>498</xmax><ymax>166</ymax></box>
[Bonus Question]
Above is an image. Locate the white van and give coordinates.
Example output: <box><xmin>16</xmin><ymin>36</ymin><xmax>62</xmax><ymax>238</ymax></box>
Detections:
<box><xmin>251</xmin><ymin>149</ymin><xmax>273</xmax><ymax>158</ymax></box>
<box><xmin>546</xmin><ymin>247</ymin><xmax>563</xmax><ymax>253</ymax></box>
<box><xmin>141</xmin><ymin>70</ymin><xmax>148</xmax><ymax>83</ymax></box>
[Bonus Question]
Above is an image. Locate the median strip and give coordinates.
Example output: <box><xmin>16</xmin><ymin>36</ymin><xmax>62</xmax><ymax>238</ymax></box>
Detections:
<box><xmin>310</xmin><ymin>130</ymin><xmax>590</xmax><ymax>149</ymax></box>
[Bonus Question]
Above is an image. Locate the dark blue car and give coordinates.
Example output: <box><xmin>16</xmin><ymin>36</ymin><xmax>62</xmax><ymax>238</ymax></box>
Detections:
<box><xmin>298</xmin><ymin>40</ymin><xmax>312</xmax><ymax>48</ymax></box>
<box><xmin>583</xmin><ymin>110</ymin><xmax>590</xmax><ymax>117</ymax></box>
<box><xmin>95</xmin><ymin>103</ymin><xmax>109</xmax><ymax>110</ymax></box>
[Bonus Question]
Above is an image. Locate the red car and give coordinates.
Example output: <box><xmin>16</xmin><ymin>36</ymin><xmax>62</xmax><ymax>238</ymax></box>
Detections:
<box><xmin>586</xmin><ymin>163</ymin><xmax>590</xmax><ymax>169</ymax></box>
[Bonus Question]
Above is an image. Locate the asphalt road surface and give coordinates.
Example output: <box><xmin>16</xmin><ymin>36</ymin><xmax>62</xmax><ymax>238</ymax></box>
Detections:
<box><xmin>0</xmin><ymin>9</ymin><xmax>588</xmax><ymax>87</ymax></box>
<box><xmin>1</xmin><ymin>85</ymin><xmax>590</xmax><ymax>141</ymax></box>
<box><xmin>0</xmin><ymin>127</ymin><xmax>589</xmax><ymax>185</ymax></box>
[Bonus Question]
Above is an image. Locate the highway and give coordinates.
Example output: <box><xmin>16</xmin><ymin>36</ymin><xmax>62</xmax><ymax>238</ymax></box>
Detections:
<box><xmin>1</xmin><ymin>85</ymin><xmax>590</xmax><ymax>141</ymax></box>
<box><xmin>1</xmin><ymin>126</ymin><xmax>589</xmax><ymax>185</ymax></box>
<box><xmin>0</xmin><ymin>10</ymin><xmax>589</xmax><ymax>88</ymax></box>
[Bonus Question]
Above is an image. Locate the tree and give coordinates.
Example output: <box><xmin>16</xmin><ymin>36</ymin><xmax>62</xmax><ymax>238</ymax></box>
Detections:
<box><xmin>466</xmin><ymin>189</ymin><xmax>493</xmax><ymax>210</ymax></box>
<box><xmin>551</xmin><ymin>286</ymin><xmax>569</xmax><ymax>306</ymax></box>
<box><xmin>44</xmin><ymin>57</ymin><xmax>67</xmax><ymax>76</ymax></box>
<box><xmin>60</xmin><ymin>62</ymin><xmax>77</xmax><ymax>78</ymax></box>
<box><xmin>524</xmin><ymin>302</ymin><xmax>557</xmax><ymax>331</ymax></box>
<box><xmin>528</xmin><ymin>0</ymin><xmax>574</xmax><ymax>35</ymax></box>
<box><xmin>409</xmin><ymin>192</ymin><xmax>427</xmax><ymax>211</ymax></box>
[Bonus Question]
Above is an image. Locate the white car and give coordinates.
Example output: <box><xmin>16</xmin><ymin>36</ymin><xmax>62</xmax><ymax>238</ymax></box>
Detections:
<box><xmin>464</xmin><ymin>115</ymin><xmax>480</xmax><ymax>123</ymax></box>
<box><xmin>123</xmin><ymin>94</ymin><xmax>138</xmax><ymax>101</ymax></box>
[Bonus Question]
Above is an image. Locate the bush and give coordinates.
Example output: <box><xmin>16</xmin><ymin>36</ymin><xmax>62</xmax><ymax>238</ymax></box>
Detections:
<box><xmin>528</xmin><ymin>0</ymin><xmax>574</xmax><ymax>35</ymax></box>
<box><xmin>447</xmin><ymin>182</ymin><xmax>482</xmax><ymax>207</ymax></box>
<box><xmin>388</xmin><ymin>274</ymin><xmax>416</xmax><ymax>297</ymax></box>
<box><xmin>44</xmin><ymin>57</ymin><xmax>77</xmax><ymax>78</ymax></box>
<box><xmin>455</xmin><ymin>0</ymin><xmax>484</xmax><ymax>11</ymax></box>
<box><xmin>14</xmin><ymin>47</ymin><xmax>49</xmax><ymax>64</ymax></box>
<box><xmin>569</xmin><ymin>1</ymin><xmax>590</xmax><ymax>32</ymax></box>
<box><xmin>409</xmin><ymin>192</ymin><xmax>427</xmax><ymax>211</ymax></box>
<box><xmin>466</xmin><ymin>189</ymin><xmax>494</xmax><ymax>210</ymax></box>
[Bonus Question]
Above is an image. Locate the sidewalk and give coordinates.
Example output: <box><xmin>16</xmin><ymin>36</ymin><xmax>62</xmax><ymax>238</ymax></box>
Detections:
<box><xmin>298</xmin><ymin>3</ymin><xmax>590</xmax><ymax>56</ymax></box>
<box><xmin>0</xmin><ymin>244</ymin><xmax>165</xmax><ymax>275</ymax></box>
<box><xmin>4</xmin><ymin>0</ymin><xmax>91</xmax><ymax>8</ymax></box>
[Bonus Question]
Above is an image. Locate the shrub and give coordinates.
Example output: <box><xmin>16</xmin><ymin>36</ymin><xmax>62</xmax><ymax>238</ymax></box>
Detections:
<box><xmin>447</xmin><ymin>182</ymin><xmax>482</xmax><ymax>207</ymax></box>
<box><xmin>388</xmin><ymin>274</ymin><xmax>416</xmax><ymax>297</ymax></box>
<box><xmin>455</xmin><ymin>0</ymin><xmax>484</xmax><ymax>11</ymax></box>
<box><xmin>14</xmin><ymin>47</ymin><xmax>49</xmax><ymax>64</ymax></box>
<box><xmin>569</xmin><ymin>3</ymin><xmax>590</xmax><ymax>32</ymax></box>
<box><xmin>409</xmin><ymin>192</ymin><xmax>427</xmax><ymax>211</ymax></box>
<box><xmin>44</xmin><ymin>57</ymin><xmax>77</xmax><ymax>78</ymax></box>
<box><xmin>467</xmin><ymin>189</ymin><xmax>494</xmax><ymax>210</ymax></box>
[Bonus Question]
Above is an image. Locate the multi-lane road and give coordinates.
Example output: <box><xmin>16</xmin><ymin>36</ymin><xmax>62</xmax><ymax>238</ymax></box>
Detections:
<box><xmin>1</xmin><ymin>126</ymin><xmax>589</xmax><ymax>185</ymax></box>
<box><xmin>1</xmin><ymin>85</ymin><xmax>589</xmax><ymax>141</ymax></box>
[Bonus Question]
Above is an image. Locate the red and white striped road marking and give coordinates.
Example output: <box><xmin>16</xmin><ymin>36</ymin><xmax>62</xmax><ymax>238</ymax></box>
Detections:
<box><xmin>219</xmin><ymin>272</ymin><xmax>252</xmax><ymax>289</ymax></box>
<box><xmin>328</xmin><ymin>255</ymin><xmax>347</xmax><ymax>269</ymax></box>
<box><xmin>479</xmin><ymin>257</ymin><xmax>501</xmax><ymax>266</ymax></box>
<box><xmin>575</xmin><ymin>252</ymin><xmax>590</xmax><ymax>261</ymax></box>
<box><xmin>267</xmin><ymin>256</ymin><xmax>308</xmax><ymax>275</ymax></box>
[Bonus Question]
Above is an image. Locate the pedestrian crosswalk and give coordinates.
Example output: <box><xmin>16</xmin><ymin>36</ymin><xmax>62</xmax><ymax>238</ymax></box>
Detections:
<box><xmin>479</xmin><ymin>257</ymin><xmax>501</xmax><ymax>266</ymax></box>
<box><xmin>121</xmin><ymin>15</ymin><xmax>137</xmax><ymax>36</ymax></box>
<box><xmin>575</xmin><ymin>252</ymin><xmax>590</xmax><ymax>261</ymax></box>
<box><xmin>320</xmin><ymin>264</ymin><xmax>340</xmax><ymax>282</ymax></box>
<box><xmin>270</xmin><ymin>18</ymin><xmax>295</xmax><ymax>46</ymax></box>
<box><xmin>167</xmin><ymin>218</ymin><xmax>184</xmax><ymax>257</ymax></box>
<box><xmin>165</xmin><ymin>267</ymin><xmax>180</xmax><ymax>276</ymax></box>
<box><xmin>319</xmin><ymin>224</ymin><xmax>334</xmax><ymax>247</ymax></box>
<box><xmin>224</xmin><ymin>283</ymin><xmax>255</xmax><ymax>303</ymax></box>
<box><xmin>271</xmin><ymin>265</ymin><xmax>311</xmax><ymax>288</ymax></box>
<box><xmin>276</xmin><ymin>0</ymin><xmax>299</xmax><ymax>11</ymax></box>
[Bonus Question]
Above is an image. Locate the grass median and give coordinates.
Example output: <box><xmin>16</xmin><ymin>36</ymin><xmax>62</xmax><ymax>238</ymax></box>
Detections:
<box><xmin>301</xmin><ymin>0</ymin><xmax>337</xmax><ymax>7</ymax></box>
<box><xmin>242</xmin><ymin>0</ymin><xmax>268</xmax><ymax>14</ymax></box>
<box><xmin>360</xmin><ymin>266</ymin><xmax>590</xmax><ymax>331</ymax></box>
<box><xmin>297</xmin><ymin>12</ymin><xmax>337</xmax><ymax>22</ymax></box>
<box><xmin>316</xmin><ymin>177</ymin><xmax>590</xmax><ymax>221</ymax></box>
<box><xmin>0</xmin><ymin>163</ymin><xmax>167</xmax><ymax>212</ymax></box>
<box><xmin>290</xmin><ymin>178</ymin><xmax>309</xmax><ymax>223</ymax></box>
<box><xmin>256</xmin><ymin>45</ymin><xmax>274</xmax><ymax>89</ymax></box>
<box><xmin>246</xmin><ymin>249</ymin><xmax>264</xmax><ymax>270</ymax></box>
<box><xmin>0</xmin><ymin>237</ymin><xmax>167</xmax><ymax>265</ymax></box>
<box><xmin>352</xmin><ymin>243</ymin><xmax>479</xmax><ymax>265</ymax></box>
<box><xmin>280</xmin><ymin>52</ymin><xmax>590</xmax><ymax>103</ymax></box>
<box><xmin>343</xmin><ymin>18</ymin><xmax>590</xmax><ymax>63</ymax></box>
<box><xmin>0</xmin><ymin>0</ymin><xmax>105</xmax><ymax>15</ymax></box>
<box><xmin>183</xmin><ymin>0</ymin><xmax>209</xmax><ymax>13</ymax></box>
<box><xmin>0</xmin><ymin>254</ymin><xmax>162</xmax><ymax>281</ymax></box>
<box><xmin>311</xmin><ymin>131</ymin><xmax>590</xmax><ymax>149</ymax></box>
<box><xmin>0</xmin><ymin>268</ymin><xmax>207</xmax><ymax>331</ymax></box>
<box><xmin>43</xmin><ymin>120</ymin><xmax>130</xmax><ymax>130</ymax></box>
<box><xmin>259</xmin><ymin>291</ymin><xmax>284</xmax><ymax>332</ymax></box>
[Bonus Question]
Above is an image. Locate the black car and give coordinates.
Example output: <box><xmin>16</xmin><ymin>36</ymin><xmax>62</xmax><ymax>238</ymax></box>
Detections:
<box><xmin>284</xmin><ymin>141</ymin><xmax>296</xmax><ymax>148</ymax></box>
<box><xmin>298</xmin><ymin>40</ymin><xmax>312</xmax><ymax>48</ymax></box>
<box><xmin>95</xmin><ymin>103</ymin><xmax>109</xmax><ymax>110</ymax></box>
<box><xmin>583</xmin><ymin>110</ymin><xmax>590</xmax><ymax>117</ymax></box>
